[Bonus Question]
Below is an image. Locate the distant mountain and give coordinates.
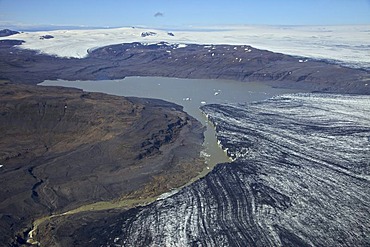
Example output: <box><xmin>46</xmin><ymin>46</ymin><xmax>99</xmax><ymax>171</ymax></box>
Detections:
<box><xmin>0</xmin><ymin>29</ymin><xmax>19</xmax><ymax>37</ymax></box>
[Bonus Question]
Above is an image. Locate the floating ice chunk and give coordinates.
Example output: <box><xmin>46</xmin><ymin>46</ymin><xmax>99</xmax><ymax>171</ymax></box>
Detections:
<box><xmin>200</xmin><ymin>150</ymin><xmax>211</xmax><ymax>158</ymax></box>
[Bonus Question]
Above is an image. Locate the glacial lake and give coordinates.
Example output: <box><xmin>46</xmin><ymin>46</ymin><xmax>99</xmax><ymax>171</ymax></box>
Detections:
<box><xmin>40</xmin><ymin>77</ymin><xmax>302</xmax><ymax>170</ymax></box>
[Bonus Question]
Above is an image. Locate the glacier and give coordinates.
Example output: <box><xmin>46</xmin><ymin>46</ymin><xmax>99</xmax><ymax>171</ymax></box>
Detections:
<box><xmin>70</xmin><ymin>93</ymin><xmax>370</xmax><ymax>246</ymax></box>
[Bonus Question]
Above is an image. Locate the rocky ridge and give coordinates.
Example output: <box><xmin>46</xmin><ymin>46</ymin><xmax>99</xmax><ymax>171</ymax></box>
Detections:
<box><xmin>0</xmin><ymin>41</ymin><xmax>369</xmax><ymax>94</ymax></box>
<box><xmin>0</xmin><ymin>82</ymin><xmax>205</xmax><ymax>246</ymax></box>
<box><xmin>0</xmin><ymin>29</ymin><xmax>19</xmax><ymax>37</ymax></box>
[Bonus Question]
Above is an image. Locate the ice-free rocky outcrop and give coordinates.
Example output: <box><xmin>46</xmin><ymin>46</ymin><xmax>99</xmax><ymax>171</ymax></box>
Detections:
<box><xmin>0</xmin><ymin>29</ymin><xmax>19</xmax><ymax>37</ymax></box>
<box><xmin>71</xmin><ymin>93</ymin><xmax>370</xmax><ymax>247</ymax></box>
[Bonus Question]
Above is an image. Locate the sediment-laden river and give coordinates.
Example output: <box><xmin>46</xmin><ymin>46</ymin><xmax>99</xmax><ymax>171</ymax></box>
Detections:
<box><xmin>40</xmin><ymin>77</ymin><xmax>301</xmax><ymax>168</ymax></box>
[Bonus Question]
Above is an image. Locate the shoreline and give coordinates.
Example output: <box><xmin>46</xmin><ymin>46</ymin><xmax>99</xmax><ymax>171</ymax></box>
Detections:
<box><xmin>1</xmin><ymin>40</ymin><xmax>369</xmax><ymax>94</ymax></box>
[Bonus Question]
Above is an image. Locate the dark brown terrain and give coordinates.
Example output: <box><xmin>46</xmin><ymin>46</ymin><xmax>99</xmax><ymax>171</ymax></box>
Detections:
<box><xmin>0</xmin><ymin>82</ymin><xmax>204</xmax><ymax>246</ymax></box>
<box><xmin>0</xmin><ymin>40</ymin><xmax>369</xmax><ymax>94</ymax></box>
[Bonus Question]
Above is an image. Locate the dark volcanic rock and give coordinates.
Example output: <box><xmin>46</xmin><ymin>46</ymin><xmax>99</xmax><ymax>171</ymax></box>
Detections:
<box><xmin>0</xmin><ymin>39</ymin><xmax>24</xmax><ymax>47</ymax></box>
<box><xmin>73</xmin><ymin>93</ymin><xmax>370</xmax><ymax>247</ymax></box>
<box><xmin>0</xmin><ymin>29</ymin><xmax>19</xmax><ymax>37</ymax></box>
<box><xmin>39</xmin><ymin>35</ymin><xmax>54</xmax><ymax>40</ymax></box>
<box><xmin>141</xmin><ymin>31</ymin><xmax>157</xmax><ymax>37</ymax></box>
<box><xmin>0</xmin><ymin>42</ymin><xmax>369</xmax><ymax>94</ymax></box>
<box><xmin>0</xmin><ymin>82</ymin><xmax>205</xmax><ymax>246</ymax></box>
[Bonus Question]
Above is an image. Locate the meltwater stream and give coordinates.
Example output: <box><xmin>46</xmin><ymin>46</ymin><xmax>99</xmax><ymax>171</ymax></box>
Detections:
<box><xmin>40</xmin><ymin>77</ymin><xmax>301</xmax><ymax>169</ymax></box>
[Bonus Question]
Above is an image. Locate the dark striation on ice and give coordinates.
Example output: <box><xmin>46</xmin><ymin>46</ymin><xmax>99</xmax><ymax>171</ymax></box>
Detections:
<box><xmin>90</xmin><ymin>93</ymin><xmax>370</xmax><ymax>247</ymax></box>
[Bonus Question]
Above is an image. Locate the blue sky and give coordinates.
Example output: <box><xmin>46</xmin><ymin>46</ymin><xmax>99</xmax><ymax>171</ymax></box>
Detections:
<box><xmin>0</xmin><ymin>0</ymin><xmax>369</xmax><ymax>29</ymax></box>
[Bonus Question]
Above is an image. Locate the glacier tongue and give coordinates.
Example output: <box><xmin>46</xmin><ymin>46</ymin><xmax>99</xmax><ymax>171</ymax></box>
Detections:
<box><xmin>101</xmin><ymin>93</ymin><xmax>370</xmax><ymax>247</ymax></box>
